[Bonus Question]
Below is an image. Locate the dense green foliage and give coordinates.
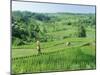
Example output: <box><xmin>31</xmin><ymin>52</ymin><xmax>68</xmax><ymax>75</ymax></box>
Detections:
<box><xmin>12</xmin><ymin>11</ymin><xmax>96</xmax><ymax>74</ymax></box>
<box><xmin>12</xmin><ymin>11</ymin><xmax>95</xmax><ymax>46</ymax></box>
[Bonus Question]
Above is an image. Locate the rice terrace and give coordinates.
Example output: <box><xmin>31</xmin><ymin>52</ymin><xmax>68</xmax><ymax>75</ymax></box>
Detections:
<box><xmin>12</xmin><ymin>1</ymin><xmax>96</xmax><ymax>74</ymax></box>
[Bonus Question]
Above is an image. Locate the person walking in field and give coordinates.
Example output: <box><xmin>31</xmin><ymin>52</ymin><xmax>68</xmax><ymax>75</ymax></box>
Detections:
<box><xmin>36</xmin><ymin>40</ymin><xmax>41</xmax><ymax>54</ymax></box>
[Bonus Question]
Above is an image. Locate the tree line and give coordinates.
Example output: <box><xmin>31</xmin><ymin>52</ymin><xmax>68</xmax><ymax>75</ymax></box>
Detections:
<box><xmin>12</xmin><ymin>11</ymin><xmax>95</xmax><ymax>46</ymax></box>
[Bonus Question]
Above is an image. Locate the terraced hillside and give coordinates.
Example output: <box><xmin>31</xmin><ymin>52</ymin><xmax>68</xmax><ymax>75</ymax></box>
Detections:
<box><xmin>12</xmin><ymin>11</ymin><xmax>96</xmax><ymax>74</ymax></box>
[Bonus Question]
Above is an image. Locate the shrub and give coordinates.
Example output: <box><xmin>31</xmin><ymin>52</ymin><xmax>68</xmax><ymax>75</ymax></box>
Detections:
<box><xmin>12</xmin><ymin>38</ymin><xmax>26</xmax><ymax>46</ymax></box>
<box><xmin>77</xmin><ymin>25</ymin><xmax>86</xmax><ymax>37</ymax></box>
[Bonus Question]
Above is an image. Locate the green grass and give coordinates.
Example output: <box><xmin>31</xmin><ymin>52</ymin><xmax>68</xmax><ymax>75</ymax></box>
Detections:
<box><xmin>12</xmin><ymin>38</ymin><xmax>96</xmax><ymax>74</ymax></box>
<box><xmin>12</xmin><ymin>38</ymin><xmax>95</xmax><ymax>58</ymax></box>
<box><xmin>12</xmin><ymin>11</ymin><xmax>96</xmax><ymax>74</ymax></box>
<box><xmin>12</xmin><ymin>45</ymin><xmax>96</xmax><ymax>74</ymax></box>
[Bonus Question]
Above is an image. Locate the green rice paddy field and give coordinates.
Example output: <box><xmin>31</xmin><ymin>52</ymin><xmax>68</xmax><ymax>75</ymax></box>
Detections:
<box><xmin>12</xmin><ymin>37</ymin><xmax>96</xmax><ymax>74</ymax></box>
<box><xmin>12</xmin><ymin>11</ymin><xmax>96</xmax><ymax>74</ymax></box>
